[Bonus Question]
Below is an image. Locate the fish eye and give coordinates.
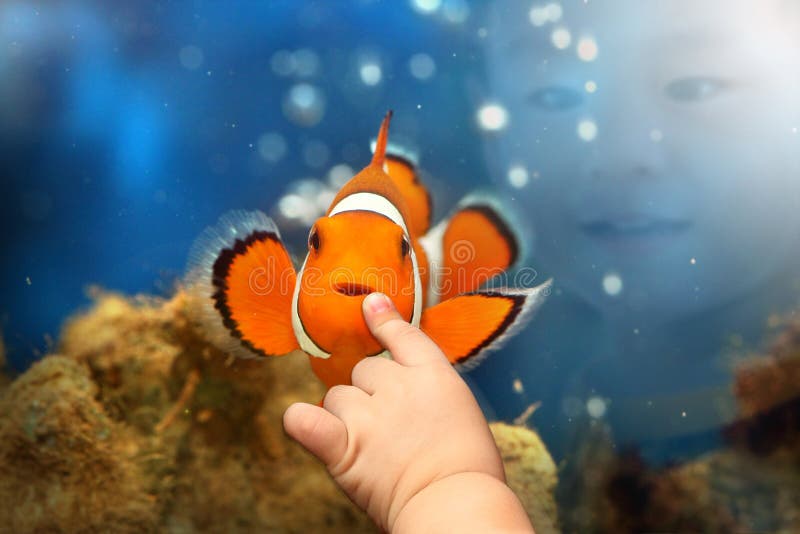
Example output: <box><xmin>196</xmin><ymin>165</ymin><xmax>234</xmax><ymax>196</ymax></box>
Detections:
<box><xmin>528</xmin><ymin>86</ymin><xmax>584</xmax><ymax>111</ymax></box>
<box><xmin>308</xmin><ymin>228</ymin><xmax>320</xmax><ymax>251</ymax></box>
<box><xmin>664</xmin><ymin>76</ymin><xmax>728</xmax><ymax>102</ymax></box>
<box><xmin>400</xmin><ymin>236</ymin><xmax>410</xmax><ymax>258</ymax></box>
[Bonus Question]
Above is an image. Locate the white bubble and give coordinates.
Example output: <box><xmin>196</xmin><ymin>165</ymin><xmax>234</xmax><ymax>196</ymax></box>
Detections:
<box><xmin>293</xmin><ymin>178</ymin><xmax>326</xmax><ymax>199</ymax></box>
<box><xmin>551</xmin><ymin>27</ymin><xmax>572</xmax><ymax>49</ymax></box>
<box><xmin>359</xmin><ymin>62</ymin><xmax>382</xmax><ymax>86</ymax></box>
<box><xmin>528</xmin><ymin>6</ymin><xmax>549</xmax><ymax>26</ymax></box>
<box><xmin>179</xmin><ymin>45</ymin><xmax>204</xmax><ymax>70</ymax></box>
<box><xmin>303</xmin><ymin>140</ymin><xmax>330</xmax><ymax>169</ymax></box>
<box><xmin>409</xmin><ymin>53</ymin><xmax>436</xmax><ymax>80</ymax></box>
<box><xmin>257</xmin><ymin>132</ymin><xmax>288</xmax><ymax>162</ymax></box>
<box><xmin>585</xmin><ymin>80</ymin><xmax>597</xmax><ymax>93</ymax></box>
<box><xmin>293</xmin><ymin>48</ymin><xmax>320</xmax><ymax>77</ymax></box>
<box><xmin>270</xmin><ymin>49</ymin><xmax>296</xmax><ymax>77</ymax></box>
<box><xmin>315</xmin><ymin>189</ymin><xmax>336</xmax><ymax>211</ymax></box>
<box><xmin>327</xmin><ymin>164</ymin><xmax>354</xmax><ymax>188</ymax></box>
<box><xmin>544</xmin><ymin>3</ymin><xmax>563</xmax><ymax>22</ymax></box>
<box><xmin>512</xmin><ymin>378</ymin><xmax>524</xmax><ymax>394</ymax></box>
<box><xmin>650</xmin><ymin>129</ymin><xmax>663</xmax><ymax>142</ymax></box>
<box><xmin>278</xmin><ymin>193</ymin><xmax>311</xmax><ymax>220</ymax></box>
<box><xmin>476</xmin><ymin>103</ymin><xmax>509</xmax><ymax>131</ymax></box>
<box><xmin>586</xmin><ymin>396</ymin><xmax>607</xmax><ymax>418</ymax></box>
<box><xmin>577</xmin><ymin>36</ymin><xmax>599</xmax><ymax>61</ymax></box>
<box><xmin>602</xmin><ymin>272</ymin><xmax>623</xmax><ymax>296</ymax></box>
<box><xmin>441</xmin><ymin>0</ymin><xmax>470</xmax><ymax>23</ymax></box>
<box><xmin>410</xmin><ymin>0</ymin><xmax>441</xmax><ymax>14</ymax></box>
<box><xmin>507</xmin><ymin>164</ymin><xmax>529</xmax><ymax>189</ymax></box>
<box><xmin>283</xmin><ymin>83</ymin><xmax>325</xmax><ymax>127</ymax></box>
<box><xmin>690</xmin><ymin>257</ymin><xmax>697</xmax><ymax>265</ymax></box>
<box><xmin>577</xmin><ymin>119</ymin><xmax>598</xmax><ymax>141</ymax></box>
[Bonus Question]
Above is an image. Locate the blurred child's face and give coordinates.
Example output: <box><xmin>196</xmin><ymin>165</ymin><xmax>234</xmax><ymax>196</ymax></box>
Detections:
<box><xmin>486</xmin><ymin>0</ymin><xmax>800</xmax><ymax>325</ymax></box>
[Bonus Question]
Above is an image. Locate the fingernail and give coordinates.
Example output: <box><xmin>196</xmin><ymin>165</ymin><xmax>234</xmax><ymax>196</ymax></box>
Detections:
<box><xmin>364</xmin><ymin>292</ymin><xmax>391</xmax><ymax>314</ymax></box>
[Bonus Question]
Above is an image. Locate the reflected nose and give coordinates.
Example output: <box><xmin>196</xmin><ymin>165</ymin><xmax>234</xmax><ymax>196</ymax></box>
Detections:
<box><xmin>581</xmin><ymin>99</ymin><xmax>668</xmax><ymax>184</ymax></box>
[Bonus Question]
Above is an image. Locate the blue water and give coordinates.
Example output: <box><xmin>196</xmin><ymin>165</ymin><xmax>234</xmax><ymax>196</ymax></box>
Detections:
<box><xmin>3</xmin><ymin>0</ymin><xmax>800</xmax><ymax>481</ymax></box>
<box><xmin>1</xmin><ymin>1</ymin><xmax>483</xmax><ymax>368</ymax></box>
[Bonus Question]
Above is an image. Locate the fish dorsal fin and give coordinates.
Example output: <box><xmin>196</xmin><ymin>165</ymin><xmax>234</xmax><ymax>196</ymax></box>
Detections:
<box><xmin>329</xmin><ymin>111</ymin><xmax>431</xmax><ymax>238</ymax></box>
<box><xmin>384</xmin><ymin>150</ymin><xmax>431</xmax><ymax>237</ymax></box>
<box><xmin>327</xmin><ymin>112</ymin><xmax>413</xmax><ymax>233</ymax></box>
<box><xmin>370</xmin><ymin>110</ymin><xmax>392</xmax><ymax>168</ymax></box>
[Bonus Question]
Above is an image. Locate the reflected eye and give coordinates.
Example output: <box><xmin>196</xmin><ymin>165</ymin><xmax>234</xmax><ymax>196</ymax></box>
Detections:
<box><xmin>400</xmin><ymin>236</ymin><xmax>410</xmax><ymax>258</ymax></box>
<box><xmin>308</xmin><ymin>228</ymin><xmax>320</xmax><ymax>251</ymax></box>
<box><xmin>528</xmin><ymin>86</ymin><xmax>583</xmax><ymax>111</ymax></box>
<box><xmin>665</xmin><ymin>76</ymin><xmax>728</xmax><ymax>102</ymax></box>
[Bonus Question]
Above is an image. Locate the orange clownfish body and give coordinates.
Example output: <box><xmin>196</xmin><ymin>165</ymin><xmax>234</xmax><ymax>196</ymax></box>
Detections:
<box><xmin>186</xmin><ymin>112</ymin><xmax>550</xmax><ymax>389</ymax></box>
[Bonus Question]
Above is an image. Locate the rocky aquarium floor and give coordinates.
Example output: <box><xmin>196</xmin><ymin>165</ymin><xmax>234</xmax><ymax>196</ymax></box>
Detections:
<box><xmin>0</xmin><ymin>290</ymin><xmax>559</xmax><ymax>533</ymax></box>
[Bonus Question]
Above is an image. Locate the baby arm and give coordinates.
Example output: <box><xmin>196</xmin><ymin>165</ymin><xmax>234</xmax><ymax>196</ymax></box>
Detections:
<box><xmin>283</xmin><ymin>292</ymin><xmax>534</xmax><ymax>533</ymax></box>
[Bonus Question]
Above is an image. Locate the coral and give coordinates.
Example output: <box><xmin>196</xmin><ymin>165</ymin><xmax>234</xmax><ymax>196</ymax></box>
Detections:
<box><xmin>491</xmin><ymin>422</ymin><xmax>560</xmax><ymax>533</ymax></box>
<box><xmin>0</xmin><ymin>334</ymin><xmax>8</xmax><ymax>392</ymax></box>
<box><xmin>0</xmin><ymin>355</ymin><xmax>158</xmax><ymax>532</ymax></box>
<box><xmin>0</xmin><ymin>290</ymin><xmax>558</xmax><ymax>532</ymax></box>
<box><xmin>559</xmin><ymin>426</ymin><xmax>800</xmax><ymax>533</ymax></box>
<box><xmin>558</xmin><ymin>314</ymin><xmax>800</xmax><ymax>533</ymax></box>
<box><xmin>595</xmin><ymin>448</ymin><xmax>800</xmax><ymax>532</ymax></box>
<box><xmin>734</xmin><ymin>319</ymin><xmax>800</xmax><ymax>418</ymax></box>
<box><xmin>728</xmin><ymin>320</ymin><xmax>800</xmax><ymax>457</ymax></box>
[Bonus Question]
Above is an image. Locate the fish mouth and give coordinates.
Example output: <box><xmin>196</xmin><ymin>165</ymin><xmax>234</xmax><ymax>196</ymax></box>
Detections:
<box><xmin>334</xmin><ymin>282</ymin><xmax>375</xmax><ymax>297</ymax></box>
<box><xmin>580</xmin><ymin>216</ymin><xmax>692</xmax><ymax>239</ymax></box>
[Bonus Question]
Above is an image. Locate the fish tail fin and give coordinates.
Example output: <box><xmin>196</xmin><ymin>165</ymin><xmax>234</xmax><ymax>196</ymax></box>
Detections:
<box><xmin>420</xmin><ymin>280</ymin><xmax>552</xmax><ymax>371</ymax></box>
<box><xmin>184</xmin><ymin>210</ymin><xmax>300</xmax><ymax>359</ymax></box>
<box><xmin>370</xmin><ymin>109</ymin><xmax>394</xmax><ymax>168</ymax></box>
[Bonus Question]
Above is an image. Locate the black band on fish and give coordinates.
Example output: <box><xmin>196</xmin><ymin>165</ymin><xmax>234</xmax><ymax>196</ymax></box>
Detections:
<box><xmin>210</xmin><ymin>230</ymin><xmax>279</xmax><ymax>359</ymax></box>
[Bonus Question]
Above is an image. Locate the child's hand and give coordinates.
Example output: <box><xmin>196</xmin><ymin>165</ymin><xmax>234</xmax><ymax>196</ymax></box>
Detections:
<box><xmin>283</xmin><ymin>292</ymin><xmax>533</xmax><ymax>532</ymax></box>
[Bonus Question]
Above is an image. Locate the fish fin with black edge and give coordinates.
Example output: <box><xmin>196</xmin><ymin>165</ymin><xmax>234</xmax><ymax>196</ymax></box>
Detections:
<box><xmin>420</xmin><ymin>196</ymin><xmax>521</xmax><ymax>305</ymax></box>
<box><xmin>420</xmin><ymin>280</ymin><xmax>551</xmax><ymax>371</ymax></box>
<box><xmin>185</xmin><ymin>210</ymin><xmax>299</xmax><ymax>359</ymax></box>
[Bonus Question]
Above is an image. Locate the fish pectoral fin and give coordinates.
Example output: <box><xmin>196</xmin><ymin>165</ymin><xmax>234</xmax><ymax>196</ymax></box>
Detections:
<box><xmin>420</xmin><ymin>280</ymin><xmax>551</xmax><ymax>370</ymax></box>
<box><xmin>424</xmin><ymin>199</ymin><xmax>520</xmax><ymax>303</ymax></box>
<box><xmin>185</xmin><ymin>210</ymin><xmax>299</xmax><ymax>359</ymax></box>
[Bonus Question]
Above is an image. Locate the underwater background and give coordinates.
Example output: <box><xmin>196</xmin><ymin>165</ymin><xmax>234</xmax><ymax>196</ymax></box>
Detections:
<box><xmin>3</xmin><ymin>1</ymin><xmax>800</xmax><ymax>532</ymax></box>
<box><xmin>1</xmin><ymin>0</ymin><xmax>486</xmax><ymax>371</ymax></box>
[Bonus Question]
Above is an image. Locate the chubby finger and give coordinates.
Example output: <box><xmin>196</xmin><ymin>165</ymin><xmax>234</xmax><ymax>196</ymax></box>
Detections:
<box><xmin>351</xmin><ymin>355</ymin><xmax>399</xmax><ymax>395</ymax></box>
<box><xmin>323</xmin><ymin>384</ymin><xmax>370</xmax><ymax>421</ymax></box>
<box><xmin>362</xmin><ymin>292</ymin><xmax>449</xmax><ymax>367</ymax></box>
<box><xmin>283</xmin><ymin>402</ymin><xmax>347</xmax><ymax>467</ymax></box>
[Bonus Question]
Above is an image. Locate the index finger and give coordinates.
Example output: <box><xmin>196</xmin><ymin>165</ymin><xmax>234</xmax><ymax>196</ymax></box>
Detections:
<box><xmin>362</xmin><ymin>292</ymin><xmax>449</xmax><ymax>367</ymax></box>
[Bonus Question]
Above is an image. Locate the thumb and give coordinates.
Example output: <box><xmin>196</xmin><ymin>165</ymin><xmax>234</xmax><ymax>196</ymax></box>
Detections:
<box><xmin>283</xmin><ymin>402</ymin><xmax>347</xmax><ymax>467</ymax></box>
<box><xmin>362</xmin><ymin>292</ymin><xmax>449</xmax><ymax>367</ymax></box>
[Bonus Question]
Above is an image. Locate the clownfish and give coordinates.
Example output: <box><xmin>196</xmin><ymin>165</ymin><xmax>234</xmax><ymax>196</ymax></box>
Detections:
<box><xmin>185</xmin><ymin>111</ymin><xmax>550</xmax><ymax>389</ymax></box>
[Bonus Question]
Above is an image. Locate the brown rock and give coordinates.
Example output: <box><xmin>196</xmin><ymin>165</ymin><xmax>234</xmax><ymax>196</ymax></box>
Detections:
<box><xmin>0</xmin><ymin>290</ymin><xmax>558</xmax><ymax>532</ymax></box>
